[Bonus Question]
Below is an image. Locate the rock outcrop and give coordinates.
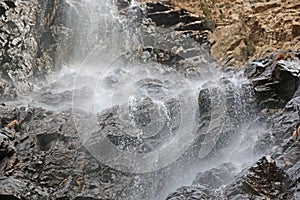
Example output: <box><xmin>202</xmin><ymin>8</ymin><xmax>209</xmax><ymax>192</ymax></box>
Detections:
<box><xmin>0</xmin><ymin>106</ymin><xmax>138</xmax><ymax>200</ymax></box>
<box><xmin>167</xmin><ymin>51</ymin><xmax>300</xmax><ymax>199</ymax></box>
<box><xmin>141</xmin><ymin>0</ymin><xmax>300</xmax><ymax>68</ymax></box>
<box><xmin>245</xmin><ymin>50</ymin><xmax>300</xmax><ymax>109</ymax></box>
<box><xmin>0</xmin><ymin>0</ymin><xmax>77</xmax><ymax>99</ymax></box>
<box><xmin>167</xmin><ymin>156</ymin><xmax>295</xmax><ymax>199</ymax></box>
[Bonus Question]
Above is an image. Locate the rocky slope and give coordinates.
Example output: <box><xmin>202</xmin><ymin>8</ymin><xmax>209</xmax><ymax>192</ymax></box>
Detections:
<box><xmin>167</xmin><ymin>50</ymin><xmax>300</xmax><ymax>199</ymax></box>
<box><xmin>141</xmin><ymin>0</ymin><xmax>300</xmax><ymax>68</ymax></box>
<box><xmin>0</xmin><ymin>0</ymin><xmax>300</xmax><ymax>200</ymax></box>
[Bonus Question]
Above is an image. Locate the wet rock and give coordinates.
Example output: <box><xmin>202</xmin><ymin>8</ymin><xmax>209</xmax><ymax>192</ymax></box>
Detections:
<box><xmin>196</xmin><ymin>75</ymin><xmax>257</xmax><ymax>160</ymax></box>
<box><xmin>0</xmin><ymin>195</ymin><xmax>21</xmax><ymax>200</ymax></box>
<box><xmin>89</xmin><ymin>78</ymin><xmax>181</xmax><ymax>153</ymax></box>
<box><xmin>34</xmin><ymin>86</ymin><xmax>93</xmax><ymax>111</ymax></box>
<box><xmin>253</xmin><ymin>95</ymin><xmax>300</xmax><ymax>155</ymax></box>
<box><xmin>115</xmin><ymin>0</ymin><xmax>131</xmax><ymax>14</ymax></box>
<box><xmin>223</xmin><ymin>156</ymin><xmax>293</xmax><ymax>199</ymax></box>
<box><xmin>0</xmin><ymin>106</ymin><xmax>138</xmax><ymax>199</ymax></box>
<box><xmin>166</xmin><ymin>185</ymin><xmax>218</xmax><ymax>200</ymax></box>
<box><xmin>166</xmin><ymin>48</ymin><xmax>300</xmax><ymax>198</ymax></box>
<box><xmin>122</xmin><ymin>2</ymin><xmax>212</xmax><ymax>72</ymax></box>
<box><xmin>0</xmin><ymin>79</ymin><xmax>17</xmax><ymax>100</ymax></box>
<box><xmin>239</xmin><ymin>156</ymin><xmax>292</xmax><ymax>199</ymax></box>
<box><xmin>192</xmin><ymin>163</ymin><xmax>237</xmax><ymax>189</ymax></box>
<box><xmin>0</xmin><ymin>133</ymin><xmax>15</xmax><ymax>159</ymax></box>
<box><xmin>35</xmin><ymin>0</ymin><xmax>78</xmax><ymax>72</ymax></box>
<box><xmin>245</xmin><ymin>50</ymin><xmax>300</xmax><ymax>109</ymax></box>
<box><xmin>1</xmin><ymin>0</ymin><xmax>300</xmax><ymax>199</ymax></box>
<box><xmin>167</xmin><ymin>156</ymin><xmax>293</xmax><ymax>199</ymax></box>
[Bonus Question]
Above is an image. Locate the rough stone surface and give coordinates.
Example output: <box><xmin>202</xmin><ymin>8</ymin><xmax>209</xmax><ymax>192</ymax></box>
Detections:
<box><xmin>142</xmin><ymin>0</ymin><xmax>300</xmax><ymax>68</ymax></box>
<box><xmin>245</xmin><ymin>50</ymin><xmax>300</xmax><ymax>109</ymax></box>
<box><xmin>192</xmin><ymin>163</ymin><xmax>237</xmax><ymax>188</ymax></box>
<box><xmin>0</xmin><ymin>0</ymin><xmax>77</xmax><ymax>99</ymax></box>
<box><xmin>0</xmin><ymin>107</ymin><xmax>134</xmax><ymax>200</ymax></box>
<box><xmin>121</xmin><ymin>1</ymin><xmax>214</xmax><ymax>74</ymax></box>
<box><xmin>1</xmin><ymin>1</ymin><xmax>300</xmax><ymax>200</ymax></box>
<box><xmin>167</xmin><ymin>50</ymin><xmax>300</xmax><ymax>200</ymax></box>
<box><xmin>167</xmin><ymin>156</ymin><xmax>295</xmax><ymax>199</ymax></box>
<box><xmin>166</xmin><ymin>185</ymin><xmax>218</xmax><ymax>200</ymax></box>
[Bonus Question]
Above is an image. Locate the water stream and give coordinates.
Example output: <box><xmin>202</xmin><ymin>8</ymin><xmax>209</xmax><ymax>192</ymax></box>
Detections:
<box><xmin>23</xmin><ymin>0</ymin><xmax>267</xmax><ymax>199</ymax></box>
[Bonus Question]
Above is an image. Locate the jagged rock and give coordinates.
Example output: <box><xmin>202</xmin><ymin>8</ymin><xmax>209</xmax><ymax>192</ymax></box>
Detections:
<box><xmin>167</xmin><ymin>156</ymin><xmax>293</xmax><ymax>199</ymax></box>
<box><xmin>88</xmin><ymin>78</ymin><xmax>181</xmax><ymax>153</ymax></box>
<box><xmin>165</xmin><ymin>50</ymin><xmax>300</xmax><ymax>200</ymax></box>
<box><xmin>209</xmin><ymin>0</ymin><xmax>300</xmax><ymax>68</ymax></box>
<box><xmin>1</xmin><ymin>0</ymin><xmax>300</xmax><ymax>199</ymax></box>
<box><xmin>192</xmin><ymin>163</ymin><xmax>237</xmax><ymax>188</ymax></box>
<box><xmin>120</xmin><ymin>2</ymin><xmax>213</xmax><ymax>71</ymax></box>
<box><xmin>196</xmin><ymin>75</ymin><xmax>257</xmax><ymax>160</ymax></box>
<box><xmin>245</xmin><ymin>50</ymin><xmax>300</xmax><ymax>109</ymax></box>
<box><xmin>242</xmin><ymin>156</ymin><xmax>291</xmax><ymax>199</ymax></box>
<box><xmin>142</xmin><ymin>0</ymin><xmax>300</xmax><ymax>68</ymax></box>
<box><xmin>144</xmin><ymin>2</ymin><xmax>211</xmax><ymax>48</ymax></box>
<box><xmin>0</xmin><ymin>106</ymin><xmax>137</xmax><ymax>199</ymax></box>
<box><xmin>253</xmin><ymin>95</ymin><xmax>300</xmax><ymax>156</ymax></box>
<box><xmin>223</xmin><ymin>156</ymin><xmax>292</xmax><ymax>199</ymax></box>
<box><xmin>166</xmin><ymin>185</ymin><xmax>218</xmax><ymax>200</ymax></box>
<box><xmin>0</xmin><ymin>133</ymin><xmax>15</xmax><ymax>159</ymax></box>
<box><xmin>0</xmin><ymin>0</ymin><xmax>78</xmax><ymax>99</ymax></box>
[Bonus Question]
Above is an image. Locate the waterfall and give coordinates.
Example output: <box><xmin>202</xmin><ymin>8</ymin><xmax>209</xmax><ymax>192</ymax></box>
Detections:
<box><xmin>52</xmin><ymin>0</ymin><xmax>267</xmax><ymax>199</ymax></box>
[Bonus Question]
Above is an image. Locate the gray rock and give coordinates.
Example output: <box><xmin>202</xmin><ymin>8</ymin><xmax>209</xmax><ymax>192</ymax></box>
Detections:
<box><xmin>166</xmin><ymin>185</ymin><xmax>218</xmax><ymax>200</ymax></box>
<box><xmin>0</xmin><ymin>0</ymin><xmax>78</xmax><ymax>99</ymax></box>
<box><xmin>192</xmin><ymin>163</ymin><xmax>237</xmax><ymax>188</ymax></box>
<box><xmin>0</xmin><ymin>132</ymin><xmax>15</xmax><ymax>159</ymax></box>
<box><xmin>245</xmin><ymin>50</ymin><xmax>300</xmax><ymax>109</ymax></box>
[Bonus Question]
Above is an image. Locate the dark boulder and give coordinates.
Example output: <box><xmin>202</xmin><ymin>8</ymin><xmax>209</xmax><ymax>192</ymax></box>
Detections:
<box><xmin>245</xmin><ymin>50</ymin><xmax>300</xmax><ymax>109</ymax></box>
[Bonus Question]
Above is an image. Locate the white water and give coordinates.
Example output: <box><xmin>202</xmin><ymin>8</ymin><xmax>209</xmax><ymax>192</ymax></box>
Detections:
<box><xmin>53</xmin><ymin>1</ymin><xmax>267</xmax><ymax>199</ymax></box>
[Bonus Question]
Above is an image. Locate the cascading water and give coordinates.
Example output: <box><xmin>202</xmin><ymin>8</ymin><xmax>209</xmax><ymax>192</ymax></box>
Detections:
<box><xmin>33</xmin><ymin>0</ymin><xmax>268</xmax><ymax>199</ymax></box>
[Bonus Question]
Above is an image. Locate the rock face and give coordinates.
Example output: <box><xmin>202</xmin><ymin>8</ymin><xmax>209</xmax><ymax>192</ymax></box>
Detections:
<box><xmin>245</xmin><ymin>50</ymin><xmax>300</xmax><ymax>109</ymax></box>
<box><xmin>1</xmin><ymin>0</ymin><xmax>300</xmax><ymax>200</ymax></box>
<box><xmin>0</xmin><ymin>0</ymin><xmax>77</xmax><ymax>99</ymax></box>
<box><xmin>123</xmin><ymin>1</ymin><xmax>214</xmax><ymax>71</ymax></box>
<box><xmin>142</xmin><ymin>0</ymin><xmax>300</xmax><ymax>68</ymax></box>
<box><xmin>225</xmin><ymin>156</ymin><xmax>293</xmax><ymax>199</ymax></box>
<box><xmin>166</xmin><ymin>185</ymin><xmax>218</xmax><ymax>200</ymax></box>
<box><xmin>166</xmin><ymin>51</ymin><xmax>300</xmax><ymax>199</ymax></box>
<box><xmin>0</xmin><ymin>0</ymin><xmax>36</xmax><ymax>99</ymax></box>
<box><xmin>167</xmin><ymin>156</ymin><xmax>294</xmax><ymax>199</ymax></box>
<box><xmin>0</xmin><ymin>107</ymin><xmax>137</xmax><ymax>200</ymax></box>
<box><xmin>145</xmin><ymin>2</ymin><xmax>211</xmax><ymax>47</ymax></box>
<box><xmin>192</xmin><ymin>163</ymin><xmax>237</xmax><ymax>188</ymax></box>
